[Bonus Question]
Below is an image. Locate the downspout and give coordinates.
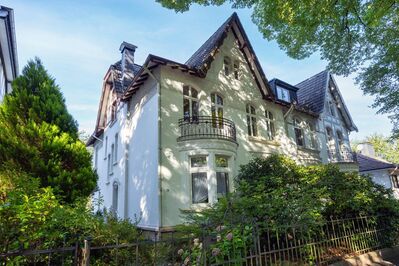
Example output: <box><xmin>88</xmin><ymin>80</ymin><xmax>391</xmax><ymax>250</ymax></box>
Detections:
<box><xmin>123</xmin><ymin>102</ymin><xmax>130</xmax><ymax>220</ymax></box>
<box><xmin>143</xmin><ymin>66</ymin><xmax>162</xmax><ymax>234</ymax></box>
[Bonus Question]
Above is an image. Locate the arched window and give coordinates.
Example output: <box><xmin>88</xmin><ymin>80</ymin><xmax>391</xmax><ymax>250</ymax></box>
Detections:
<box><xmin>293</xmin><ymin>118</ymin><xmax>304</xmax><ymax>147</ymax></box>
<box><xmin>112</xmin><ymin>182</ymin><xmax>119</xmax><ymax>215</ymax></box>
<box><xmin>211</xmin><ymin>93</ymin><xmax>223</xmax><ymax>128</ymax></box>
<box><xmin>223</xmin><ymin>56</ymin><xmax>231</xmax><ymax>76</ymax></box>
<box><xmin>307</xmin><ymin>121</ymin><xmax>317</xmax><ymax>149</ymax></box>
<box><xmin>265</xmin><ymin>110</ymin><xmax>275</xmax><ymax>140</ymax></box>
<box><xmin>246</xmin><ymin>104</ymin><xmax>257</xmax><ymax>136</ymax></box>
<box><xmin>233</xmin><ymin>60</ymin><xmax>239</xmax><ymax>80</ymax></box>
<box><xmin>183</xmin><ymin>85</ymin><xmax>199</xmax><ymax>122</ymax></box>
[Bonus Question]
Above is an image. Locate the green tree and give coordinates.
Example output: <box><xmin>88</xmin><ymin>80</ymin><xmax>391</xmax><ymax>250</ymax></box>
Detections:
<box><xmin>353</xmin><ymin>134</ymin><xmax>399</xmax><ymax>164</ymax></box>
<box><xmin>0</xmin><ymin>58</ymin><xmax>97</xmax><ymax>203</ymax></box>
<box><xmin>157</xmin><ymin>0</ymin><xmax>399</xmax><ymax>136</ymax></box>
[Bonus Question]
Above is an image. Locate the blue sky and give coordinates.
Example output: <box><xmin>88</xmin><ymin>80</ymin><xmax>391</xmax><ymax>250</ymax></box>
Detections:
<box><xmin>4</xmin><ymin>0</ymin><xmax>393</xmax><ymax>140</ymax></box>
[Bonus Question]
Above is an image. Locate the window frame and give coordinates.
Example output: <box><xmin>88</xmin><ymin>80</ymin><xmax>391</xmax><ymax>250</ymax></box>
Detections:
<box><xmin>265</xmin><ymin>110</ymin><xmax>275</xmax><ymax>141</ymax></box>
<box><xmin>215</xmin><ymin>155</ymin><xmax>230</xmax><ymax>198</ymax></box>
<box><xmin>183</xmin><ymin>85</ymin><xmax>199</xmax><ymax>122</ymax></box>
<box><xmin>293</xmin><ymin>117</ymin><xmax>304</xmax><ymax>147</ymax></box>
<box><xmin>392</xmin><ymin>175</ymin><xmax>399</xmax><ymax>189</ymax></box>
<box><xmin>276</xmin><ymin>86</ymin><xmax>291</xmax><ymax>102</ymax></box>
<box><xmin>246</xmin><ymin>104</ymin><xmax>258</xmax><ymax>137</ymax></box>
<box><xmin>306</xmin><ymin>121</ymin><xmax>317</xmax><ymax>149</ymax></box>
<box><xmin>233</xmin><ymin>60</ymin><xmax>239</xmax><ymax>80</ymax></box>
<box><xmin>211</xmin><ymin>93</ymin><xmax>224</xmax><ymax>128</ymax></box>
<box><xmin>189</xmin><ymin>155</ymin><xmax>209</xmax><ymax>204</ymax></box>
<box><xmin>223</xmin><ymin>56</ymin><xmax>231</xmax><ymax>76</ymax></box>
<box><xmin>114</xmin><ymin>133</ymin><xmax>118</xmax><ymax>164</ymax></box>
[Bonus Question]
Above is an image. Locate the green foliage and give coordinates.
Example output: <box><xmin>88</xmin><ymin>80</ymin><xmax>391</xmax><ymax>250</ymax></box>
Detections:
<box><xmin>0</xmin><ymin>170</ymin><xmax>140</xmax><ymax>259</ymax></box>
<box><xmin>183</xmin><ymin>154</ymin><xmax>399</xmax><ymax>236</ymax></box>
<box><xmin>352</xmin><ymin>134</ymin><xmax>399</xmax><ymax>164</ymax></box>
<box><xmin>0</xmin><ymin>58</ymin><xmax>97</xmax><ymax>203</ymax></box>
<box><xmin>157</xmin><ymin>0</ymin><xmax>399</xmax><ymax>136</ymax></box>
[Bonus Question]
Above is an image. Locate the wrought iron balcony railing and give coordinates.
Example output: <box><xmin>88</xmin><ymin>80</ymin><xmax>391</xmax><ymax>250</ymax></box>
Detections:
<box><xmin>328</xmin><ymin>149</ymin><xmax>357</xmax><ymax>163</ymax></box>
<box><xmin>178</xmin><ymin>116</ymin><xmax>237</xmax><ymax>142</ymax></box>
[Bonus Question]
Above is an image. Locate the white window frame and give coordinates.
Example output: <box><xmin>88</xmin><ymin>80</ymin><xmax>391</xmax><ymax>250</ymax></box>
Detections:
<box><xmin>190</xmin><ymin>155</ymin><xmax>209</xmax><ymax>204</ymax></box>
<box><xmin>293</xmin><ymin>118</ymin><xmax>304</xmax><ymax>147</ymax></box>
<box><xmin>265</xmin><ymin>110</ymin><xmax>275</xmax><ymax>141</ymax></box>
<box><xmin>306</xmin><ymin>121</ymin><xmax>317</xmax><ymax>150</ymax></box>
<box><xmin>276</xmin><ymin>86</ymin><xmax>291</xmax><ymax>102</ymax></box>
<box><xmin>223</xmin><ymin>56</ymin><xmax>231</xmax><ymax>76</ymax></box>
<box><xmin>211</xmin><ymin>93</ymin><xmax>224</xmax><ymax>128</ymax></box>
<box><xmin>183</xmin><ymin>85</ymin><xmax>199</xmax><ymax>122</ymax></box>
<box><xmin>215</xmin><ymin>155</ymin><xmax>230</xmax><ymax>199</ymax></box>
<box><xmin>246</xmin><ymin>104</ymin><xmax>258</xmax><ymax>137</ymax></box>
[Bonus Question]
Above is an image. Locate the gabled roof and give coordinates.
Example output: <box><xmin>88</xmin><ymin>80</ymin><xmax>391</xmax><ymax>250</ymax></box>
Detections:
<box><xmin>295</xmin><ymin>70</ymin><xmax>358</xmax><ymax>131</ymax></box>
<box><xmin>123</xmin><ymin>12</ymin><xmax>274</xmax><ymax>101</ymax></box>
<box><xmin>357</xmin><ymin>153</ymin><xmax>396</xmax><ymax>172</ymax></box>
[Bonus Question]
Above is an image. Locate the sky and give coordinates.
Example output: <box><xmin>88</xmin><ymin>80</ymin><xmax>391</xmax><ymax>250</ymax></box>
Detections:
<box><xmin>3</xmin><ymin>0</ymin><xmax>393</xmax><ymax>140</ymax></box>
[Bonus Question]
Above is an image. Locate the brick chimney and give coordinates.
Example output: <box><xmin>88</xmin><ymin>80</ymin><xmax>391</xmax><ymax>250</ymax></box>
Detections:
<box><xmin>357</xmin><ymin>142</ymin><xmax>376</xmax><ymax>157</ymax></box>
<box><xmin>119</xmin><ymin>42</ymin><xmax>137</xmax><ymax>87</ymax></box>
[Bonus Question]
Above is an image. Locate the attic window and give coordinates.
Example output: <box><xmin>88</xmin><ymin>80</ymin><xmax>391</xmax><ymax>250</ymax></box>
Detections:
<box><xmin>233</xmin><ymin>61</ymin><xmax>239</xmax><ymax>80</ymax></box>
<box><xmin>329</xmin><ymin>101</ymin><xmax>335</xmax><ymax>117</ymax></box>
<box><xmin>223</xmin><ymin>56</ymin><xmax>231</xmax><ymax>76</ymax></box>
<box><xmin>276</xmin><ymin>86</ymin><xmax>291</xmax><ymax>102</ymax></box>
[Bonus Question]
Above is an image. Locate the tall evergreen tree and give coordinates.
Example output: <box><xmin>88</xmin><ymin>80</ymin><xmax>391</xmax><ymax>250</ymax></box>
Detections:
<box><xmin>0</xmin><ymin>58</ymin><xmax>97</xmax><ymax>203</ymax></box>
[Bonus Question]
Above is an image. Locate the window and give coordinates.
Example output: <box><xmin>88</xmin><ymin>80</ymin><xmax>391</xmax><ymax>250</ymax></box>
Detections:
<box><xmin>293</xmin><ymin>118</ymin><xmax>304</xmax><ymax>147</ymax></box>
<box><xmin>94</xmin><ymin>146</ymin><xmax>99</xmax><ymax>169</ymax></box>
<box><xmin>107</xmin><ymin>154</ymin><xmax>112</xmax><ymax>181</ymax></box>
<box><xmin>392</xmin><ymin>175</ymin><xmax>399</xmax><ymax>189</ymax></box>
<box><xmin>183</xmin><ymin>85</ymin><xmax>199</xmax><ymax>122</ymax></box>
<box><xmin>104</xmin><ymin>137</ymin><xmax>108</xmax><ymax>159</ymax></box>
<box><xmin>111</xmin><ymin>101</ymin><xmax>117</xmax><ymax>122</ymax></box>
<box><xmin>112</xmin><ymin>182</ymin><xmax>119</xmax><ymax>215</ymax></box>
<box><xmin>246</xmin><ymin>104</ymin><xmax>257</xmax><ymax>137</ymax></box>
<box><xmin>223</xmin><ymin>56</ymin><xmax>231</xmax><ymax>76</ymax></box>
<box><xmin>114</xmin><ymin>134</ymin><xmax>118</xmax><ymax>163</ymax></box>
<box><xmin>276</xmin><ymin>86</ymin><xmax>291</xmax><ymax>102</ymax></box>
<box><xmin>233</xmin><ymin>61</ymin><xmax>239</xmax><ymax>80</ymax></box>
<box><xmin>307</xmin><ymin>121</ymin><xmax>317</xmax><ymax>149</ymax></box>
<box><xmin>326</xmin><ymin>127</ymin><xmax>335</xmax><ymax>159</ymax></box>
<box><xmin>211</xmin><ymin>93</ymin><xmax>223</xmax><ymax>128</ymax></box>
<box><xmin>329</xmin><ymin>101</ymin><xmax>335</xmax><ymax>117</ymax></box>
<box><xmin>215</xmin><ymin>155</ymin><xmax>229</xmax><ymax>197</ymax></box>
<box><xmin>111</xmin><ymin>144</ymin><xmax>115</xmax><ymax>165</ymax></box>
<box><xmin>265</xmin><ymin>110</ymin><xmax>275</xmax><ymax>140</ymax></box>
<box><xmin>336</xmin><ymin>131</ymin><xmax>344</xmax><ymax>152</ymax></box>
<box><xmin>190</xmin><ymin>156</ymin><xmax>208</xmax><ymax>204</ymax></box>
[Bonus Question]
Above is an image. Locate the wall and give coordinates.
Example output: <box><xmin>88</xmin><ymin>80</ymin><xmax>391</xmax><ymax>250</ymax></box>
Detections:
<box><xmin>92</xmin><ymin>73</ymin><xmax>160</xmax><ymax>230</ymax></box>
<box><xmin>158</xmin><ymin>29</ymin><xmax>321</xmax><ymax>228</ymax></box>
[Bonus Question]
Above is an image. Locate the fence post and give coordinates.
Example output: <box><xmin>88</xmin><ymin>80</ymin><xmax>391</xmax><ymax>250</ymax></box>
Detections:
<box><xmin>74</xmin><ymin>235</ymin><xmax>79</xmax><ymax>266</ymax></box>
<box><xmin>81</xmin><ymin>238</ymin><xmax>91</xmax><ymax>266</ymax></box>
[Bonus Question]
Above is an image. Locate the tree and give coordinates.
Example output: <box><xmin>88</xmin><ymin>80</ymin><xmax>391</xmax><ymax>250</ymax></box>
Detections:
<box><xmin>353</xmin><ymin>134</ymin><xmax>399</xmax><ymax>164</ymax></box>
<box><xmin>157</xmin><ymin>0</ymin><xmax>399</xmax><ymax>136</ymax></box>
<box><xmin>0</xmin><ymin>58</ymin><xmax>97</xmax><ymax>203</ymax></box>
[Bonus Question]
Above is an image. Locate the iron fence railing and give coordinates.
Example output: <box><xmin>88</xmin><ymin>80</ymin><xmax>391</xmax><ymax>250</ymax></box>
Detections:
<box><xmin>1</xmin><ymin>216</ymin><xmax>396</xmax><ymax>266</ymax></box>
<box><xmin>328</xmin><ymin>149</ymin><xmax>357</xmax><ymax>163</ymax></box>
<box><xmin>178</xmin><ymin>116</ymin><xmax>237</xmax><ymax>142</ymax></box>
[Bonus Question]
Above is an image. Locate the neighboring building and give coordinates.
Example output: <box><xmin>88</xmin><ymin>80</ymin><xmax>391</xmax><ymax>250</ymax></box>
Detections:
<box><xmin>0</xmin><ymin>6</ymin><xmax>18</xmax><ymax>102</ymax></box>
<box><xmin>357</xmin><ymin>143</ymin><xmax>399</xmax><ymax>198</ymax></box>
<box><xmin>87</xmin><ymin>13</ymin><xmax>358</xmax><ymax>233</ymax></box>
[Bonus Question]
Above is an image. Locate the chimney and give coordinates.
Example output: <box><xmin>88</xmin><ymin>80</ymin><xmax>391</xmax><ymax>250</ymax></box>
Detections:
<box><xmin>357</xmin><ymin>142</ymin><xmax>376</xmax><ymax>157</ymax></box>
<box><xmin>119</xmin><ymin>42</ymin><xmax>137</xmax><ymax>86</ymax></box>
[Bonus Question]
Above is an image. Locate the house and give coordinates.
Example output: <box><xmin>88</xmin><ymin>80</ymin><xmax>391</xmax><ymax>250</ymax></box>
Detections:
<box><xmin>357</xmin><ymin>143</ymin><xmax>399</xmax><ymax>199</ymax></box>
<box><xmin>87</xmin><ymin>13</ymin><xmax>358</xmax><ymax>233</ymax></box>
<box><xmin>0</xmin><ymin>5</ymin><xmax>18</xmax><ymax>102</ymax></box>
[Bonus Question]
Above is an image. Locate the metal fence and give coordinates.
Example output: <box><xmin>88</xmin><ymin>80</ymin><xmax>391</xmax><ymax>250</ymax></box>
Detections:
<box><xmin>1</xmin><ymin>216</ymin><xmax>395</xmax><ymax>266</ymax></box>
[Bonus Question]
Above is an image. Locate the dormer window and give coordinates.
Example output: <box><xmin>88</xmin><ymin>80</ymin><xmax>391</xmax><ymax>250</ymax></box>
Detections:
<box><xmin>223</xmin><ymin>56</ymin><xmax>231</xmax><ymax>76</ymax></box>
<box><xmin>276</xmin><ymin>86</ymin><xmax>291</xmax><ymax>102</ymax></box>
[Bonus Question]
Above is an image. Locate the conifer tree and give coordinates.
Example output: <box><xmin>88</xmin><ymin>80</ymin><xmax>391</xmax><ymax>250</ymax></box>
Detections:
<box><xmin>0</xmin><ymin>58</ymin><xmax>97</xmax><ymax>203</ymax></box>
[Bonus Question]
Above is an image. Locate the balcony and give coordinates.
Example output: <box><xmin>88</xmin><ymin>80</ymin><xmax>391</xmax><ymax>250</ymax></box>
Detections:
<box><xmin>178</xmin><ymin>116</ymin><xmax>237</xmax><ymax>143</ymax></box>
<box><xmin>328</xmin><ymin>149</ymin><xmax>357</xmax><ymax>163</ymax></box>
